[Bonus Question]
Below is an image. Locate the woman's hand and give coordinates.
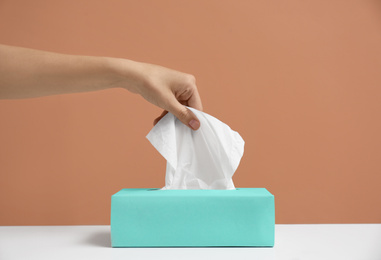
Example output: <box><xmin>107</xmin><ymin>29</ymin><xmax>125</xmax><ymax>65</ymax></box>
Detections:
<box><xmin>117</xmin><ymin>61</ymin><xmax>203</xmax><ymax>130</ymax></box>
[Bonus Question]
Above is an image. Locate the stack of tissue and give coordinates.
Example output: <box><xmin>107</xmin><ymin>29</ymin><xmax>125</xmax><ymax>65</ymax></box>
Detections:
<box><xmin>146</xmin><ymin>107</ymin><xmax>244</xmax><ymax>190</ymax></box>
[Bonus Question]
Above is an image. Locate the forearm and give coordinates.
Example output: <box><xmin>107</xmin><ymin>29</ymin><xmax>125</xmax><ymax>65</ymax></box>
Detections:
<box><xmin>0</xmin><ymin>44</ymin><xmax>135</xmax><ymax>99</ymax></box>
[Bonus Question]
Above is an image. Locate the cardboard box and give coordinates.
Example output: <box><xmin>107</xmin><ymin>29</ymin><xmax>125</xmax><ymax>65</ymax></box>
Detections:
<box><xmin>111</xmin><ymin>188</ymin><xmax>274</xmax><ymax>247</ymax></box>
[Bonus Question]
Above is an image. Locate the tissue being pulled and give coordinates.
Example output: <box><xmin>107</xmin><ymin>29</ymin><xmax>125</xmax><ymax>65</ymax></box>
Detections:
<box><xmin>146</xmin><ymin>107</ymin><xmax>244</xmax><ymax>190</ymax></box>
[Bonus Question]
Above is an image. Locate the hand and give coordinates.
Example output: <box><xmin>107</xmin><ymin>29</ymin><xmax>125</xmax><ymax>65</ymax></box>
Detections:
<box><xmin>126</xmin><ymin>62</ymin><xmax>203</xmax><ymax>130</ymax></box>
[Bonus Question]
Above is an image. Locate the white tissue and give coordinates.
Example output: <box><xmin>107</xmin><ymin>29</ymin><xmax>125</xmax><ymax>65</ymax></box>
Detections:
<box><xmin>146</xmin><ymin>107</ymin><xmax>244</xmax><ymax>190</ymax></box>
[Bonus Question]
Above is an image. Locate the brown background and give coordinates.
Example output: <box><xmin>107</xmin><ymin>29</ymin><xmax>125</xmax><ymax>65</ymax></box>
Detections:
<box><xmin>0</xmin><ymin>1</ymin><xmax>380</xmax><ymax>225</ymax></box>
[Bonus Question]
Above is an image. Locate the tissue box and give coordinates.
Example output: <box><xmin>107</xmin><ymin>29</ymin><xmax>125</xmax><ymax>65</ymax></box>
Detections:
<box><xmin>111</xmin><ymin>188</ymin><xmax>274</xmax><ymax>247</ymax></box>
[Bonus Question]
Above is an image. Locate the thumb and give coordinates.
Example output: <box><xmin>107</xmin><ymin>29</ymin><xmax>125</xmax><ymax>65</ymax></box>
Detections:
<box><xmin>169</xmin><ymin>101</ymin><xmax>201</xmax><ymax>130</ymax></box>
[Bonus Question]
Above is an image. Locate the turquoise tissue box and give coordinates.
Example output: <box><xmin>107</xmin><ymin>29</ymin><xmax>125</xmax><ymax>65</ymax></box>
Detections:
<box><xmin>111</xmin><ymin>188</ymin><xmax>274</xmax><ymax>247</ymax></box>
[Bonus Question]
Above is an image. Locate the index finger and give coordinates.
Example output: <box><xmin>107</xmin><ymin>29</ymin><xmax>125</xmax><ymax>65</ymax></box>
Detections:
<box><xmin>187</xmin><ymin>85</ymin><xmax>203</xmax><ymax>111</ymax></box>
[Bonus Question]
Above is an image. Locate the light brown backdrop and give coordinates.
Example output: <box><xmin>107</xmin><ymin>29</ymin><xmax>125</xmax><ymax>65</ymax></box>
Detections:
<box><xmin>0</xmin><ymin>1</ymin><xmax>380</xmax><ymax>225</ymax></box>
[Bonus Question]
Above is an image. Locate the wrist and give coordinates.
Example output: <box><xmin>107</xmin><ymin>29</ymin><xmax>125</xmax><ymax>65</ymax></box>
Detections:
<box><xmin>106</xmin><ymin>57</ymin><xmax>147</xmax><ymax>94</ymax></box>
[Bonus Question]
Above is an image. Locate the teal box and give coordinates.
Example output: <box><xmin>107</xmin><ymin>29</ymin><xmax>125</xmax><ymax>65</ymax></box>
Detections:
<box><xmin>111</xmin><ymin>188</ymin><xmax>274</xmax><ymax>247</ymax></box>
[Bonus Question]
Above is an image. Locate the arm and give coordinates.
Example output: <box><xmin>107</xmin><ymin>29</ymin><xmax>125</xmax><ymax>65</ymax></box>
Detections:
<box><xmin>0</xmin><ymin>44</ymin><xmax>202</xmax><ymax>129</ymax></box>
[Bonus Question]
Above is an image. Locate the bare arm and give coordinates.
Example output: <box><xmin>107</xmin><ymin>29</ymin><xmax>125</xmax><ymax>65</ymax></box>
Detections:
<box><xmin>0</xmin><ymin>44</ymin><xmax>202</xmax><ymax>129</ymax></box>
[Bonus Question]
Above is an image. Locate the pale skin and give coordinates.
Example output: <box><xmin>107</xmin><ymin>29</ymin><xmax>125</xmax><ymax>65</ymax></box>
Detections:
<box><xmin>0</xmin><ymin>44</ymin><xmax>202</xmax><ymax>130</ymax></box>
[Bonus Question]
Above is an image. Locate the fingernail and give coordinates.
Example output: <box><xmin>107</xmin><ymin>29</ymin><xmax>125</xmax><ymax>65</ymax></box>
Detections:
<box><xmin>189</xmin><ymin>119</ymin><xmax>200</xmax><ymax>130</ymax></box>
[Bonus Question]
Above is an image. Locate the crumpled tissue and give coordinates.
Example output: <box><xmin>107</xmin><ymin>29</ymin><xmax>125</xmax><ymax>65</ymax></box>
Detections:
<box><xmin>146</xmin><ymin>107</ymin><xmax>244</xmax><ymax>190</ymax></box>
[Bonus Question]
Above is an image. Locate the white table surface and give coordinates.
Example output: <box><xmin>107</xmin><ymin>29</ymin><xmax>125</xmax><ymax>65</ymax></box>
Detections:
<box><xmin>0</xmin><ymin>224</ymin><xmax>380</xmax><ymax>260</ymax></box>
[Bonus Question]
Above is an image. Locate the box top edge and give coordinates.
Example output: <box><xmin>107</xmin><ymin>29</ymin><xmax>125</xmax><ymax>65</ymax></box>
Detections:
<box><xmin>112</xmin><ymin>188</ymin><xmax>273</xmax><ymax>197</ymax></box>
